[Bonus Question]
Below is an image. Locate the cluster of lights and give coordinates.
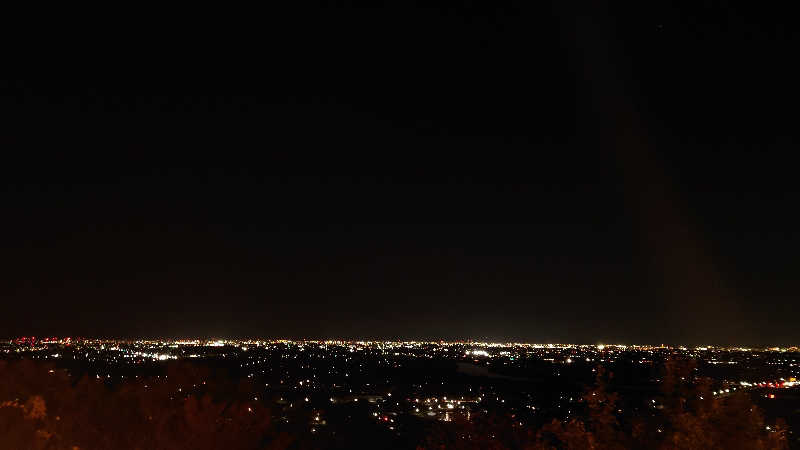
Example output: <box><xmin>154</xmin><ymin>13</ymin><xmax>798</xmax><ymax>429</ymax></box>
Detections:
<box><xmin>3</xmin><ymin>336</ymin><xmax>798</xmax><ymax>439</ymax></box>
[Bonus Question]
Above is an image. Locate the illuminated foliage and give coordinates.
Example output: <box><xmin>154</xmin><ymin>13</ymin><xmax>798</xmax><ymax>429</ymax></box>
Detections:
<box><xmin>0</xmin><ymin>361</ymin><xmax>291</xmax><ymax>450</ymax></box>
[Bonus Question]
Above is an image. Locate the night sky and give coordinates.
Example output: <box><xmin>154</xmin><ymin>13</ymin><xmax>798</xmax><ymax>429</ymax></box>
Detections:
<box><xmin>2</xmin><ymin>3</ymin><xmax>798</xmax><ymax>345</ymax></box>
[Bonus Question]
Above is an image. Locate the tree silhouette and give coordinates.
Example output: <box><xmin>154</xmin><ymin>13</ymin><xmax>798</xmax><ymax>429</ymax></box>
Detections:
<box><xmin>419</xmin><ymin>360</ymin><xmax>789</xmax><ymax>450</ymax></box>
<box><xmin>0</xmin><ymin>360</ymin><xmax>291</xmax><ymax>450</ymax></box>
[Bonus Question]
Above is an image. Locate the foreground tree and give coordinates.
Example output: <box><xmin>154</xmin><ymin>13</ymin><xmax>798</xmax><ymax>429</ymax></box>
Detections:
<box><xmin>421</xmin><ymin>361</ymin><xmax>788</xmax><ymax>450</ymax></box>
<box><xmin>0</xmin><ymin>360</ymin><xmax>291</xmax><ymax>450</ymax></box>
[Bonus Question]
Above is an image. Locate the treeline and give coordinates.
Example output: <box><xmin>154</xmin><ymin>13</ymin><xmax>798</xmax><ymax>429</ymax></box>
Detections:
<box><xmin>0</xmin><ymin>359</ymin><xmax>789</xmax><ymax>449</ymax></box>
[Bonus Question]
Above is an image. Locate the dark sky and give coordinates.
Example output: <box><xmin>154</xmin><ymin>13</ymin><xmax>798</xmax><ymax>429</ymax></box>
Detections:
<box><xmin>1</xmin><ymin>3</ymin><xmax>798</xmax><ymax>345</ymax></box>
